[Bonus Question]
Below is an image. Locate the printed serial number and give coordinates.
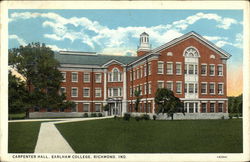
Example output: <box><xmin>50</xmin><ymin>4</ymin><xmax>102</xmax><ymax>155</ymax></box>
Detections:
<box><xmin>217</xmin><ymin>156</ymin><xmax>227</xmax><ymax>158</ymax></box>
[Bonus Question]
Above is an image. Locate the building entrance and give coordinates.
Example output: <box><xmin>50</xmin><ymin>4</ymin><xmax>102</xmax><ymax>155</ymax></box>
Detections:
<box><xmin>106</xmin><ymin>98</ymin><xmax>122</xmax><ymax>116</ymax></box>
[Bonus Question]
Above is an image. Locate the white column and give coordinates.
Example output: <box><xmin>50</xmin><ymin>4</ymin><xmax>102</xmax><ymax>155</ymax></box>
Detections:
<box><xmin>187</xmin><ymin>102</ymin><xmax>189</xmax><ymax>113</ymax></box>
<box><xmin>198</xmin><ymin>102</ymin><xmax>201</xmax><ymax>113</ymax></box>
<box><xmin>152</xmin><ymin>100</ymin><xmax>155</xmax><ymax>114</ymax></box>
<box><xmin>122</xmin><ymin>67</ymin><xmax>127</xmax><ymax>115</ymax></box>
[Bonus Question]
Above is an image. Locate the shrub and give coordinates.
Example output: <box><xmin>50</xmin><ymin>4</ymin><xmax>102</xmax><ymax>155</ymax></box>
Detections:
<box><xmin>135</xmin><ymin>116</ymin><xmax>141</xmax><ymax>121</ymax></box>
<box><xmin>221</xmin><ymin>116</ymin><xmax>225</xmax><ymax>120</ymax></box>
<box><xmin>114</xmin><ymin>115</ymin><xmax>117</xmax><ymax>120</ymax></box>
<box><xmin>153</xmin><ymin>115</ymin><xmax>157</xmax><ymax>120</ymax></box>
<box><xmin>142</xmin><ymin>114</ymin><xmax>150</xmax><ymax>120</ymax></box>
<box><xmin>123</xmin><ymin>113</ymin><xmax>130</xmax><ymax>121</ymax></box>
<box><xmin>98</xmin><ymin>113</ymin><xmax>102</xmax><ymax>117</ymax></box>
<box><xmin>229</xmin><ymin>114</ymin><xmax>233</xmax><ymax>119</ymax></box>
<box><xmin>91</xmin><ymin>113</ymin><xmax>97</xmax><ymax>117</ymax></box>
<box><xmin>83</xmin><ymin>113</ymin><xmax>88</xmax><ymax>118</ymax></box>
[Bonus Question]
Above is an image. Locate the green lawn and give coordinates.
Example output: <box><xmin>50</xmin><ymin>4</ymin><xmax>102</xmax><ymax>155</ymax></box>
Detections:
<box><xmin>56</xmin><ymin>118</ymin><xmax>243</xmax><ymax>153</ymax></box>
<box><xmin>8</xmin><ymin>121</ymin><xmax>42</xmax><ymax>153</ymax></box>
<box><xmin>9</xmin><ymin>113</ymin><xmax>26</xmax><ymax>120</ymax></box>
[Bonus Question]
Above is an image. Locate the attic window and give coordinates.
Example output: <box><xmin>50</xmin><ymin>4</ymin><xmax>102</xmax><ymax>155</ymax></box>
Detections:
<box><xmin>183</xmin><ymin>47</ymin><xmax>200</xmax><ymax>57</ymax></box>
<box><xmin>167</xmin><ymin>52</ymin><xmax>173</xmax><ymax>56</ymax></box>
<box><xmin>210</xmin><ymin>55</ymin><xmax>215</xmax><ymax>59</ymax></box>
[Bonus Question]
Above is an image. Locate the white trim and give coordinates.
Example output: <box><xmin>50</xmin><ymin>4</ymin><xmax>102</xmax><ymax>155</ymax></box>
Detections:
<box><xmin>209</xmin><ymin>82</ymin><xmax>216</xmax><ymax>95</ymax></box>
<box><xmin>209</xmin><ymin>64</ymin><xmax>215</xmax><ymax>76</ymax></box>
<box><xmin>176</xmin><ymin>81</ymin><xmax>182</xmax><ymax>94</ymax></box>
<box><xmin>181</xmin><ymin>98</ymin><xmax>228</xmax><ymax>101</ymax></box>
<box><xmin>218</xmin><ymin>82</ymin><xmax>224</xmax><ymax>95</ymax></box>
<box><xmin>201</xmin><ymin>82</ymin><xmax>207</xmax><ymax>94</ymax></box>
<box><xmin>166</xmin><ymin>62</ymin><xmax>173</xmax><ymax>75</ymax></box>
<box><xmin>176</xmin><ymin>62</ymin><xmax>182</xmax><ymax>75</ymax></box>
<box><xmin>217</xmin><ymin>64</ymin><xmax>223</xmax><ymax>76</ymax></box>
<box><xmin>166</xmin><ymin>81</ymin><xmax>173</xmax><ymax>91</ymax></box>
<box><xmin>102</xmin><ymin>59</ymin><xmax>125</xmax><ymax>67</ymax></box>
<box><xmin>183</xmin><ymin>46</ymin><xmax>200</xmax><ymax>57</ymax></box>
<box><xmin>83</xmin><ymin>72</ymin><xmax>90</xmax><ymax>83</ymax></box>
<box><xmin>95</xmin><ymin>73</ymin><xmax>102</xmax><ymax>83</ymax></box>
<box><xmin>83</xmin><ymin>103</ymin><xmax>90</xmax><ymax>112</ymax></box>
<box><xmin>71</xmin><ymin>87</ymin><xmax>78</xmax><ymax>97</ymax></box>
<box><xmin>59</xmin><ymin>51</ymin><xmax>97</xmax><ymax>55</ymax></box>
<box><xmin>95</xmin><ymin>88</ymin><xmax>102</xmax><ymax>98</ymax></box>
<box><xmin>157</xmin><ymin>80</ymin><xmax>165</xmax><ymax>89</ymax></box>
<box><xmin>94</xmin><ymin>103</ymin><xmax>102</xmax><ymax>112</ymax></box>
<box><xmin>157</xmin><ymin>61</ymin><xmax>164</xmax><ymax>74</ymax></box>
<box><xmin>201</xmin><ymin>64</ymin><xmax>207</xmax><ymax>76</ymax></box>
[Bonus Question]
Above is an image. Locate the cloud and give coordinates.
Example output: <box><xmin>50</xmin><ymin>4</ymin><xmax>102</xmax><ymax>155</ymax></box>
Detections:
<box><xmin>214</xmin><ymin>33</ymin><xmax>242</xmax><ymax>49</ymax></box>
<box><xmin>9</xmin><ymin>11</ymin><xmax>241</xmax><ymax>55</ymax></box>
<box><xmin>47</xmin><ymin>44</ymin><xmax>68</xmax><ymax>51</ymax></box>
<box><xmin>9</xmin><ymin>34</ymin><xmax>27</xmax><ymax>46</ymax></box>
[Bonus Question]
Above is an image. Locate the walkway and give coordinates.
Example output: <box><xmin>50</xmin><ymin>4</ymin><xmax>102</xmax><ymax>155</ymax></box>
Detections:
<box><xmin>31</xmin><ymin>116</ymin><xmax>113</xmax><ymax>153</ymax></box>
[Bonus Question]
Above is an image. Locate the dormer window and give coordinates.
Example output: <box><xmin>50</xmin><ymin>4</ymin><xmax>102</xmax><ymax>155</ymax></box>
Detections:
<box><xmin>108</xmin><ymin>68</ymin><xmax>122</xmax><ymax>82</ymax></box>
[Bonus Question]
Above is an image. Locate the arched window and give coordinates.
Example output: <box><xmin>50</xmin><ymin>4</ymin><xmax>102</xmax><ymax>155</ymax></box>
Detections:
<box><xmin>183</xmin><ymin>47</ymin><xmax>200</xmax><ymax>57</ymax></box>
<box><xmin>113</xmin><ymin>69</ymin><xmax>119</xmax><ymax>82</ymax></box>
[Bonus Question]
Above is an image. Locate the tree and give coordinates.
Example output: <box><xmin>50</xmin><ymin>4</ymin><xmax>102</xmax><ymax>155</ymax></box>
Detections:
<box><xmin>134</xmin><ymin>90</ymin><xmax>141</xmax><ymax>113</ymax></box>
<box><xmin>8</xmin><ymin>43</ymin><xmax>75</xmax><ymax>117</ymax></box>
<box><xmin>154</xmin><ymin>88</ymin><xmax>184</xmax><ymax>120</ymax></box>
<box><xmin>228</xmin><ymin>94</ymin><xmax>242</xmax><ymax>116</ymax></box>
<box><xmin>8</xmin><ymin>71</ymin><xmax>29</xmax><ymax>114</ymax></box>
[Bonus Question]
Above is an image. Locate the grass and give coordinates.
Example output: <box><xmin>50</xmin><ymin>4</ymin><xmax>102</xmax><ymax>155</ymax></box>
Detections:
<box><xmin>8</xmin><ymin>121</ymin><xmax>42</xmax><ymax>153</ymax></box>
<box><xmin>9</xmin><ymin>113</ymin><xmax>26</xmax><ymax>120</ymax></box>
<box><xmin>56</xmin><ymin>118</ymin><xmax>243</xmax><ymax>153</ymax></box>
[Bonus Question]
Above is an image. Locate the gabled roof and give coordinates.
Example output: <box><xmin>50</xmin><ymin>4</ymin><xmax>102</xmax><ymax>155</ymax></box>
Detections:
<box><xmin>152</xmin><ymin>31</ymin><xmax>231</xmax><ymax>58</ymax></box>
<box><xmin>54</xmin><ymin>52</ymin><xmax>138</xmax><ymax>66</ymax></box>
<box><xmin>140</xmin><ymin>32</ymin><xmax>149</xmax><ymax>36</ymax></box>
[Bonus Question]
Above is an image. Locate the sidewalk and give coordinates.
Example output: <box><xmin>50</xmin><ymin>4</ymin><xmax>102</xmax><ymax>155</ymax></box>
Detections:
<box><xmin>34</xmin><ymin>116</ymin><xmax>113</xmax><ymax>153</ymax></box>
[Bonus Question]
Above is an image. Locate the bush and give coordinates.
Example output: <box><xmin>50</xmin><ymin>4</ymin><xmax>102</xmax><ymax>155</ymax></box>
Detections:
<box><xmin>91</xmin><ymin>113</ymin><xmax>97</xmax><ymax>117</ymax></box>
<box><xmin>123</xmin><ymin>113</ymin><xmax>131</xmax><ymax>121</ymax></box>
<box><xmin>83</xmin><ymin>113</ymin><xmax>88</xmax><ymax>118</ymax></box>
<box><xmin>142</xmin><ymin>114</ymin><xmax>150</xmax><ymax>120</ymax></box>
<box><xmin>114</xmin><ymin>115</ymin><xmax>117</xmax><ymax>120</ymax></box>
<box><xmin>153</xmin><ymin>115</ymin><xmax>157</xmax><ymax>120</ymax></box>
<box><xmin>98</xmin><ymin>113</ymin><xmax>102</xmax><ymax>117</ymax></box>
<box><xmin>221</xmin><ymin>116</ymin><xmax>225</xmax><ymax>120</ymax></box>
<box><xmin>229</xmin><ymin>114</ymin><xmax>233</xmax><ymax>119</ymax></box>
<box><xmin>135</xmin><ymin>116</ymin><xmax>141</xmax><ymax>122</ymax></box>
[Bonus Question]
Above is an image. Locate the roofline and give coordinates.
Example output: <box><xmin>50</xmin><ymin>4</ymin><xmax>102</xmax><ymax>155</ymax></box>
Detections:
<box><xmin>101</xmin><ymin>59</ymin><xmax>125</xmax><ymax>67</ymax></box>
<box><xmin>152</xmin><ymin>31</ymin><xmax>231</xmax><ymax>59</ymax></box>
<box><xmin>127</xmin><ymin>52</ymin><xmax>160</xmax><ymax>66</ymax></box>
<box><xmin>59</xmin><ymin>51</ymin><xmax>97</xmax><ymax>56</ymax></box>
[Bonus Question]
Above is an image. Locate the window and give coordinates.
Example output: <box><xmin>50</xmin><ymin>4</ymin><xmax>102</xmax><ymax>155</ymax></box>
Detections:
<box><xmin>166</xmin><ymin>62</ymin><xmax>173</xmax><ymax>74</ymax></box>
<box><xmin>189</xmin><ymin>83</ymin><xmax>194</xmax><ymax>93</ymax></box>
<box><xmin>144</xmin><ymin>83</ymin><xmax>147</xmax><ymax>95</ymax></box>
<box><xmin>201</xmin><ymin>83</ymin><xmax>207</xmax><ymax>94</ymax></box>
<box><xmin>209</xmin><ymin>83</ymin><xmax>215</xmax><ymax>94</ymax></box>
<box><xmin>83</xmin><ymin>88</ymin><xmax>90</xmax><ymax>97</ymax></box>
<box><xmin>195</xmin><ymin>65</ymin><xmax>198</xmax><ymax>74</ymax></box>
<box><xmin>210</xmin><ymin>103</ymin><xmax>215</xmax><ymax>112</ymax></box>
<box><xmin>83</xmin><ymin>73</ymin><xmax>90</xmax><ymax>83</ymax></box>
<box><xmin>218</xmin><ymin>65</ymin><xmax>223</xmax><ymax>76</ymax></box>
<box><xmin>72</xmin><ymin>103</ymin><xmax>77</xmax><ymax>112</ymax></box>
<box><xmin>195</xmin><ymin>83</ymin><xmax>198</xmax><ymax>93</ymax></box>
<box><xmin>201</xmin><ymin>64</ymin><xmax>207</xmax><ymax>75</ymax></box>
<box><xmin>157</xmin><ymin>81</ymin><xmax>164</xmax><ymax>89</ymax></box>
<box><xmin>62</xmin><ymin>72</ymin><xmax>66</xmax><ymax>82</ymax></box>
<box><xmin>176</xmin><ymin>82</ymin><xmax>182</xmax><ymax>94</ymax></box>
<box><xmin>113</xmin><ymin>88</ymin><xmax>119</xmax><ymax>97</ymax></box>
<box><xmin>184</xmin><ymin>64</ymin><xmax>187</xmax><ymax>74</ymax></box>
<box><xmin>148</xmin><ymin>63</ymin><xmax>151</xmax><ymax>75</ymax></box>
<box><xmin>184</xmin><ymin>47</ymin><xmax>199</xmax><ymax>57</ymax></box>
<box><xmin>95</xmin><ymin>88</ymin><xmax>102</xmax><ymax>97</ymax></box>
<box><xmin>157</xmin><ymin>62</ymin><xmax>164</xmax><ymax>74</ymax></box>
<box><xmin>184</xmin><ymin>83</ymin><xmax>187</xmax><ymax>93</ymax></box>
<box><xmin>72</xmin><ymin>72</ymin><xmax>78</xmax><ymax>82</ymax></box>
<box><xmin>83</xmin><ymin>104</ymin><xmax>89</xmax><ymax>112</ymax></box>
<box><xmin>218</xmin><ymin>83</ymin><xmax>224</xmax><ymax>95</ymax></box>
<box><xmin>130</xmin><ymin>71</ymin><xmax>132</xmax><ymax>81</ymax></box>
<box><xmin>60</xmin><ymin>87</ymin><xmax>66</xmax><ymax>95</ymax></box>
<box><xmin>95</xmin><ymin>73</ymin><xmax>102</xmax><ymax>83</ymax></box>
<box><xmin>148</xmin><ymin>83</ymin><xmax>152</xmax><ymax>94</ymax></box>
<box><xmin>133</xmin><ymin>70</ymin><xmax>136</xmax><ymax>80</ymax></box>
<box><xmin>137</xmin><ymin>69</ymin><xmax>139</xmax><ymax>79</ymax></box>
<box><xmin>201</xmin><ymin>103</ymin><xmax>207</xmax><ymax>113</ymax></box>
<box><xmin>209</xmin><ymin>65</ymin><xmax>215</xmax><ymax>76</ymax></box>
<box><xmin>109</xmin><ymin>68</ymin><xmax>122</xmax><ymax>82</ymax></box>
<box><xmin>176</xmin><ymin>63</ymin><xmax>182</xmax><ymax>75</ymax></box>
<box><xmin>71</xmin><ymin>87</ymin><xmax>78</xmax><ymax>97</ymax></box>
<box><xmin>218</xmin><ymin>103</ymin><xmax>223</xmax><ymax>112</ymax></box>
<box><xmin>184</xmin><ymin>103</ymin><xmax>187</xmax><ymax>112</ymax></box>
<box><xmin>140</xmin><ymin>67</ymin><xmax>143</xmax><ymax>78</ymax></box>
<box><xmin>166</xmin><ymin>81</ymin><xmax>173</xmax><ymax>91</ymax></box>
<box><xmin>189</xmin><ymin>103</ymin><xmax>194</xmax><ymax>113</ymax></box>
<box><xmin>109</xmin><ymin>88</ymin><xmax>122</xmax><ymax>97</ymax></box>
<box><xmin>95</xmin><ymin>104</ymin><xmax>101</xmax><ymax>112</ymax></box>
<box><xmin>188</xmin><ymin>64</ymin><xmax>194</xmax><ymax>74</ymax></box>
<box><xmin>144</xmin><ymin>65</ymin><xmax>147</xmax><ymax>76</ymax></box>
<box><xmin>139</xmin><ymin>84</ymin><xmax>143</xmax><ymax>95</ymax></box>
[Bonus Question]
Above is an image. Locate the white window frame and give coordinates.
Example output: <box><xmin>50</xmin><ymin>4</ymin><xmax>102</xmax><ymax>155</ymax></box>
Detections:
<box><xmin>95</xmin><ymin>73</ymin><xmax>102</xmax><ymax>83</ymax></box>
<box><xmin>157</xmin><ymin>81</ymin><xmax>164</xmax><ymax>89</ymax></box>
<box><xmin>60</xmin><ymin>87</ymin><xmax>66</xmax><ymax>95</ymax></box>
<box><xmin>210</xmin><ymin>102</ymin><xmax>215</xmax><ymax>112</ymax></box>
<box><xmin>71</xmin><ymin>87</ymin><xmax>78</xmax><ymax>97</ymax></box>
<box><xmin>148</xmin><ymin>63</ymin><xmax>151</xmax><ymax>75</ymax></box>
<box><xmin>217</xmin><ymin>64</ymin><xmax>223</xmax><ymax>76</ymax></box>
<box><xmin>61</xmin><ymin>72</ymin><xmax>66</xmax><ymax>82</ymax></box>
<box><xmin>144</xmin><ymin>65</ymin><xmax>147</xmax><ymax>76</ymax></box>
<box><xmin>140</xmin><ymin>66</ymin><xmax>143</xmax><ymax>78</ymax></box>
<box><xmin>201</xmin><ymin>82</ymin><xmax>207</xmax><ymax>94</ymax></box>
<box><xmin>95</xmin><ymin>88</ymin><xmax>102</xmax><ymax>98</ymax></box>
<box><xmin>148</xmin><ymin>82</ymin><xmax>152</xmax><ymax>94</ymax></box>
<box><xmin>218</xmin><ymin>103</ymin><xmax>223</xmax><ymax>112</ymax></box>
<box><xmin>95</xmin><ymin>103</ymin><xmax>102</xmax><ymax>112</ymax></box>
<box><xmin>166</xmin><ymin>81</ymin><xmax>173</xmax><ymax>91</ymax></box>
<box><xmin>176</xmin><ymin>81</ymin><xmax>182</xmax><ymax>94</ymax></box>
<box><xmin>144</xmin><ymin>83</ymin><xmax>147</xmax><ymax>95</ymax></box>
<box><xmin>209</xmin><ymin>82</ymin><xmax>215</xmax><ymax>95</ymax></box>
<box><xmin>83</xmin><ymin>103</ymin><xmax>90</xmax><ymax>112</ymax></box>
<box><xmin>71</xmin><ymin>72</ymin><xmax>78</xmax><ymax>82</ymax></box>
<box><xmin>130</xmin><ymin>71</ymin><xmax>132</xmax><ymax>81</ymax></box>
<box><xmin>209</xmin><ymin>64</ymin><xmax>215</xmax><ymax>76</ymax></box>
<box><xmin>176</xmin><ymin>62</ymin><xmax>182</xmax><ymax>75</ymax></box>
<box><xmin>83</xmin><ymin>87</ymin><xmax>90</xmax><ymax>97</ymax></box>
<box><xmin>218</xmin><ymin>83</ymin><xmax>224</xmax><ymax>95</ymax></box>
<box><xmin>201</xmin><ymin>64</ymin><xmax>207</xmax><ymax>76</ymax></box>
<box><xmin>137</xmin><ymin>68</ymin><xmax>139</xmax><ymax>79</ymax></box>
<box><xmin>157</xmin><ymin>61</ymin><xmax>164</xmax><ymax>74</ymax></box>
<box><xmin>201</xmin><ymin>103</ymin><xmax>207</xmax><ymax>113</ymax></box>
<box><xmin>189</xmin><ymin>83</ymin><xmax>194</xmax><ymax>94</ymax></box>
<box><xmin>83</xmin><ymin>73</ymin><xmax>90</xmax><ymax>83</ymax></box>
<box><xmin>166</xmin><ymin>62</ymin><xmax>173</xmax><ymax>75</ymax></box>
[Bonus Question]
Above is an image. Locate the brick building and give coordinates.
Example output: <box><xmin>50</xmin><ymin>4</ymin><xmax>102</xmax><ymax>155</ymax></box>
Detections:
<box><xmin>30</xmin><ymin>31</ymin><xmax>231</xmax><ymax>119</ymax></box>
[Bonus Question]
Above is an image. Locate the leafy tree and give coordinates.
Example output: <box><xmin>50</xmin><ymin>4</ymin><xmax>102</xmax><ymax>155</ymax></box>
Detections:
<box><xmin>155</xmin><ymin>88</ymin><xmax>184</xmax><ymax>120</ymax></box>
<box><xmin>134</xmin><ymin>90</ymin><xmax>141</xmax><ymax>113</ymax></box>
<box><xmin>228</xmin><ymin>94</ymin><xmax>242</xmax><ymax>116</ymax></box>
<box><xmin>8</xmin><ymin>43</ymin><xmax>75</xmax><ymax>116</ymax></box>
<box><xmin>8</xmin><ymin>71</ymin><xmax>29</xmax><ymax>114</ymax></box>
